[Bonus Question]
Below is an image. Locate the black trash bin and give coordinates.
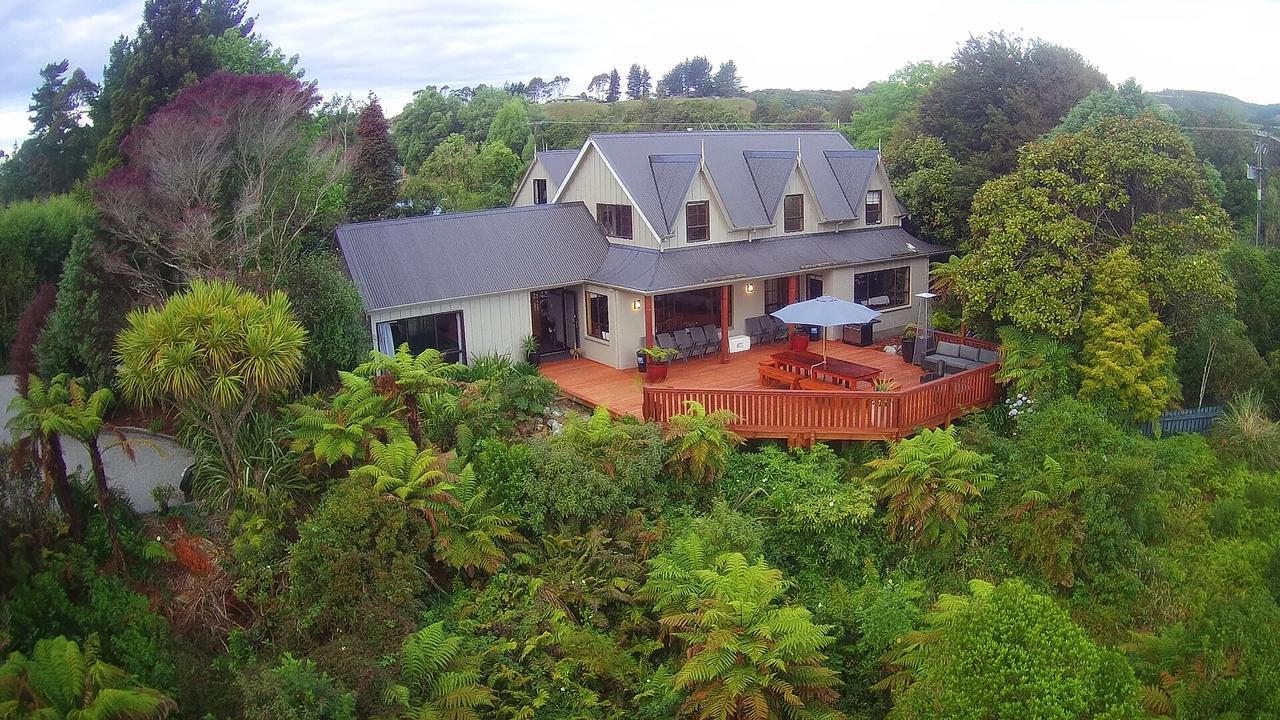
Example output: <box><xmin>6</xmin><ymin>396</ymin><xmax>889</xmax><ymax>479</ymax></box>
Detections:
<box><xmin>807</xmin><ymin>324</ymin><xmax>821</xmax><ymax>341</ymax></box>
<box><xmin>635</xmin><ymin>350</ymin><xmax>647</xmax><ymax>373</ymax></box>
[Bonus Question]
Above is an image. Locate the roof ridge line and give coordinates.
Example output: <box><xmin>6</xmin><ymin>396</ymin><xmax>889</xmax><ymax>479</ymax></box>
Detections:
<box><xmin>335</xmin><ymin>201</ymin><xmax>584</xmax><ymax>231</ymax></box>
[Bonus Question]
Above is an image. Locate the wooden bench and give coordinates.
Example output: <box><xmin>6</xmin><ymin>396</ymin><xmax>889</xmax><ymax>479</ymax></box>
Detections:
<box><xmin>798</xmin><ymin>377</ymin><xmax>851</xmax><ymax>391</ymax></box>
<box><xmin>758</xmin><ymin>362</ymin><xmax>803</xmax><ymax>389</ymax></box>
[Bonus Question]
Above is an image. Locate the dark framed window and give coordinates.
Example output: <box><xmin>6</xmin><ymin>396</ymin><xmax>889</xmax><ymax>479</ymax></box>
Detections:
<box><xmin>385</xmin><ymin>311</ymin><xmax>465</xmax><ymax>363</ymax></box>
<box><xmin>685</xmin><ymin>201</ymin><xmax>709</xmax><ymax>242</ymax></box>
<box><xmin>654</xmin><ymin>288</ymin><xmax>732</xmax><ymax>334</ymax></box>
<box><xmin>596</xmin><ymin>203</ymin><xmax>633</xmax><ymax>239</ymax></box>
<box><xmin>586</xmin><ymin>292</ymin><xmax>610</xmax><ymax>340</ymax></box>
<box><xmin>865</xmin><ymin>190</ymin><xmax>882</xmax><ymax>225</ymax></box>
<box><xmin>853</xmin><ymin>266</ymin><xmax>910</xmax><ymax>309</ymax></box>
<box><xmin>763</xmin><ymin>278</ymin><xmax>785</xmax><ymax>314</ymax></box>
<box><xmin>783</xmin><ymin>194</ymin><xmax>804</xmax><ymax>232</ymax></box>
<box><xmin>533</xmin><ymin>178</ymin><xmax>548</xmax><ymax>204</ymax></box>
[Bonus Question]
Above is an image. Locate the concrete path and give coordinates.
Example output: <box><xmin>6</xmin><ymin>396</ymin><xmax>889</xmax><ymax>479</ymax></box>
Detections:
<box><xmin>1</xmin><ymin>375</ymin><xmax>193</xmax><ymax>513</ymax></box>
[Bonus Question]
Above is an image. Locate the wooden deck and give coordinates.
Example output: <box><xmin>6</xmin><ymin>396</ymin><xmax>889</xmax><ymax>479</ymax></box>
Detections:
<box><xmin>542</xmin><ymin>332</ymin><xmax>1002</xmax><ymax>443</ymax></box>
<box><xmin>541</xmin><ymin>338</ymin><xmax>927</xmax><ymax>419</ymax></box>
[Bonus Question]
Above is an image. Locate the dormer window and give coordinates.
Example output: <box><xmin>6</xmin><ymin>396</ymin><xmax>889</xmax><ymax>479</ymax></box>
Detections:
<box><xmin>597</xmin><ymin>203</ymin><xmax>633</xmax><ymax>239</ymax></box>
<box><xmin>784</xmin><ymin>194</ymin><xmax>804</xmax><ymax>233</ymax></box>
<box><xmin>533</xmin><ymin>178</ymin><xmax>548</xmax><ymax>204</ymax></box>
<box><xmin>865</xmin><ymin>190</ymin><xmax>882</xmax><ymax>225</ymax></box>
<box><xmin>686</xmin><ymin>201</ymin><xmax>709</xmax><ymax>242</ymax></box>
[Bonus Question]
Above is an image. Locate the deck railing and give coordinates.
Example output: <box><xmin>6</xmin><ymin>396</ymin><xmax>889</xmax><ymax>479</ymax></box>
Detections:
<box><xmin>642</xmin><ymin>335</ymin><xmax>1002</xmax><ymax>443</ymax></box>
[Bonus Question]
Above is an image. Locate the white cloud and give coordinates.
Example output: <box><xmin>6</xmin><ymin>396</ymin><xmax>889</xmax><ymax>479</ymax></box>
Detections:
<box><xmin>2</xmin><ymin>0</ymin><xmax>1278</xmax><ymax>149</ymax></box>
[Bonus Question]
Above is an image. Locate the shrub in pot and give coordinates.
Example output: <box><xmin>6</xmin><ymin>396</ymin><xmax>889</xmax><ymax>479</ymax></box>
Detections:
<box><xmin>641</xmin><ymin>346</ymin><xmax>678</xmax><ymax>382</ymax></box>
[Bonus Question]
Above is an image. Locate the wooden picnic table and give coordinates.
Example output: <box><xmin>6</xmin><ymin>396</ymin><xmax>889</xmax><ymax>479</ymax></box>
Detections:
<box><xmin>771</xmin><ymin>349</ymin><xmax>882</xmax><ymax>389</ymax></box>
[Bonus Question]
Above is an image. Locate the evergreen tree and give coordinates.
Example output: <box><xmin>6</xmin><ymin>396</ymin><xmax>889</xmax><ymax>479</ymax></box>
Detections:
<box><xmin>94</xmin><ymin>0</ymin><xmax>251</xmax><ymax>169</ymax></box>
<box><xmin>639</xmin><ymin>67</ymin><xmax>652</xmax><ymax>98</ymax></box>
<box><xmin>348</xmin><ymin>98</ymin><xmax>399</xmax><ymax>221</ymax></box>
<box><xmin>1076</xmin><ymin>248</ymin><xmax>1177</xmax><ymax>423</ymax></box>
<box><xmin>606</xmin><ymin>68</ymin><xmax>621</xmax><ymax>102</ymax></box>
<box><xmin>711</xmin><ymin>60</ymin><xmax>742</xmax><ymax>97</ymax></box>
<box><xmin>26</xmin><ymin>60</ymin><xmax>99</xmax><ymax>195</ymax></box>
<box><xmin>626</xmin><ymin>63</ymin><xmax>644</xmax><ymax>100</ymax></box>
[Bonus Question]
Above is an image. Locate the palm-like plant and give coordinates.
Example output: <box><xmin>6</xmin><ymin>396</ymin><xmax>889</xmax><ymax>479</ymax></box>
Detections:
<box><xmin>433</xmin><ymin>465</ymin><xmax>524</xmax><ymax>575</ymax></box>
<box><xmin>355</xmin><ymin>343</ymin><xmax>462</xmax><ymax>446</ymax></box>
<box><xmin>5</xmin><ymin>377</ymin><xmax>83</xmax><ymax>541</ymax></box>
<box><xmin>559</xmin><ymin>406</ymin><xmax>634</xmax><ymax>477</ymax></box>
<box><xmin>874</xmin><ymin>579</ymin><xmax>994</xmax><ymax>695</ymax></box>
<box><xmin>865</xmin><ymin>426</ymin><xmax>993</xmax><ymax>550</ymax></box>
<box><xmin>641</xmin><ymin>535</ymin><xmax>844</xmax><ymax>720</ymax></box>
<box><xmin>381</xmin><ymin>622</ymin><xmax>494</xmax><ymax>720</ymax></box>
<box><xmin>349</xmin><ymin>439</ymin><xmax>458</xmax><ymax>533</ymax></box>
<box><xmin>289</xmin><ymin>371</ymin><xmax>409</xmax><ymax>467</ymax></box>
<box><xmin>20</xmin><ymin>375</ymin><xmax>132</xmax><ymax>571</ymax></box>
<box><xmin>0</xmin><ymin>634</ymin><xmax>176</xmax><ymax>719</ymax></box>
<box><xmin>994</xmin><ymin>325</ymin><xmax>1075</xmax><ymax>401</ymax></box>
<box><xmin>1004</xmin><ymin>456</ymin><xmax>1088</xmax><ymax>587</ymax></box>
<box><xmin>664</xmin><ymin>401</ymin><xmax>743</xmax><ymax>484</ymax></box>
<box><xmin>114</xmin><ymin>280</ymin><xmax>307</xmax><ymax>486</ymax></box>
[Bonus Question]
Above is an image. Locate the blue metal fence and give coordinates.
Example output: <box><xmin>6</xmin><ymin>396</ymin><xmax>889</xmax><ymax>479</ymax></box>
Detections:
<box><xmin>1140</xmin><ymin>405</ymin><xmax>1224</xmax><ymax>437</ymax></box>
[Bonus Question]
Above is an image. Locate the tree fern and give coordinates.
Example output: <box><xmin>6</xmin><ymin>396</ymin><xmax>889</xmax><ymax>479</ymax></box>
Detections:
<box><xmin>288</xmin><ymin>371</ymin><xmax>409</xmax><ymax>466</ymax></box>
<box><xmin>994</xmin><ymin>325</ymin><xmax>1077</xmax><ymax>400</ymax></box>
<box><xmin>0</xmin><ymin>635</ymin><xmax>176</xmax><ymax>719</ymax></box>
<box><xmin>434</xmin><ymin>465</ymin><xmax>524</xmax><ymax>575</ymax></box>
<box><xmin>381</xmin><ymin>622</ymin><xmax>493</xmax><ymax>720</ymax></box>
<box><xmin>865</xmin><ymin>427</ymin><xmax>993</xmax><ymax>551</ymax></box>
<box><xmin>349</xmin><ymin>439</ymin><xmax>459</xmax><ymax>534</ymax></box>
<box><xmin>665</xmin><ymin>401</ymin><xmax>743</xmax><ymax>485</ymax></box>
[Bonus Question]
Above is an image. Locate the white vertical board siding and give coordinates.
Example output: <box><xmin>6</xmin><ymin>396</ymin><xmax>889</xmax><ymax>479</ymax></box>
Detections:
<box><xmin>555</xmin><ymin>145</ymin><xmax>659</xmax><ymax>249</ymax></box>
<box><xmin>367</xmin><ymin>291</ymin><xmax>533</xmax><ymax>362</ymax></box>
<box><xmin>511</xmin><ymin>157</ymin><xmax>545</xmax><ymax>208</ymax></box>
<box><xmin>577</xmin><ymin>284</ymin><xmax>629</xmax><ymax>369</ymax></box>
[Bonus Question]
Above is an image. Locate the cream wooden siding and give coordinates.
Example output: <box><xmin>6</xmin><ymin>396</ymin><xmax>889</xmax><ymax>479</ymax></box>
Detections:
<box><xmin>664</xmin><ymin>168</ymin><xmax>739</xmax><ymax>248</ymax></box>
<box><xmin>814</xmin><ymin>160</ymin><xmax>904</xmax><ymax>231</ymax></box>
<box><xmin>555</xmin><ymin>144</ymin><xmax>659</xmax><ymax>249</ymax></box>
<box><xmin>368</xmin><ymin>291</ymin><xmax>533</xmax><ymax>362</ymax></box>
<box><xmin>511</xmin><ymin>158</ymin><xmax>561</xmax><ymax>208</ymax></box>
<box><xmin>826</xmin><ymin>255</ymin><xmax>931</xmax><ymax>333</ymax></box>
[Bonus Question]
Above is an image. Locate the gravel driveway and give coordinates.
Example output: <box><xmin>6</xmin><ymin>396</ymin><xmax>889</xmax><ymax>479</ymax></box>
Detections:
<box><xmin>1</xmin><ymin>374</ymin><xmax>193</xmax><ymax>513</ymax></box>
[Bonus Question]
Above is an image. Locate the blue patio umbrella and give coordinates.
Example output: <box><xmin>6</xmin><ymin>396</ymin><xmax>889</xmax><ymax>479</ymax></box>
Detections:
<box><xmin>770</xmin><ymin>295</ymin><xmax>881</xmax><ymax>366</ymax></box>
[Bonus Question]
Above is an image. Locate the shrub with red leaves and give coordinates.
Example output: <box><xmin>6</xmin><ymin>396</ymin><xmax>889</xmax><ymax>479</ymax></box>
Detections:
<box><xmin>10</xmin><ymin>284</ymin><xmax>57</xmax><ymax>395</ymax></box>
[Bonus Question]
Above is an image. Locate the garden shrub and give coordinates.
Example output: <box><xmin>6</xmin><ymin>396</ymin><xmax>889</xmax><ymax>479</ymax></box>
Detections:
<box><xmin>283</xmin><ymin>253</ymin><xmax>369</xmax><ymax>391</ymax></box>
<box><xmin>238</xmin><ymin>653</ymin><xmax>357</xmax><ymax>720</ymax></box>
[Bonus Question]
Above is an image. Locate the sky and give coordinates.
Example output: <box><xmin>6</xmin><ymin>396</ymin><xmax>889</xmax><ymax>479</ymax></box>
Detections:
<box><xmin>2</xmin><ymin>0</ymin><xmax>1279</xmax><ymax>149</ymax></box>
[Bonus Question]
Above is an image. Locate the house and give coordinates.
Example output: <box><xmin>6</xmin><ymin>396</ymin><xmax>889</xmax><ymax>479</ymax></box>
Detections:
<box><xmin>336</xmin><ymin>130</ymin><xmax>947</xmax><ymax>372</ymax></box>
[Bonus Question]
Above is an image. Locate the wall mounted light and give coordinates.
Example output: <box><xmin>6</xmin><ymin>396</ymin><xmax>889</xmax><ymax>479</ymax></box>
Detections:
<box><xmin>745</xmin><ymin>282</ymin><xmax>755</xmax><ymax>294</ymax></box>
<box><xmin>632</xmin><ymin>299</ymin><xmax>642</xmax><ymax>311</ymax></box>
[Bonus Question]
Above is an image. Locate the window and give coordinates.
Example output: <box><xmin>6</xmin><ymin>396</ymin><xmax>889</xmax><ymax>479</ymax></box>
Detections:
<box><xmin>596</xmin><ymin>203</ymin><xmax>633</xmax><ymax>239</ymax></box>
<box><xmin>654</xmin><ymin>288</ymin><xmax>731</xmax><ymax>334</ymax></box>
<box><xmin>385</xmin><ymin>311</ymin><xmax>465</xmax><ymax>363</ymax></box>
<box><xmin>685</xmin><ymin>201</ymin><xmax>709</xmax><ymax>242</ymax></box>
<box><xmin>784</xmin><ymin>194</ymin><xmax>804</xmax><ymax>232</ymax></box>
<box><xmin>853</xmin><ymin>266</ymin><xmax>910</xmax><ymax>309</ymax></box>
<box><xmin>533</xmin><ymin>178</ymin><xmax>548</xmax><ymax>204</ymax></box>
<box><xmin>586</xmin><ymin>292</ymin><xmax>610</xmax><ymax>340</ymax></box>
<box><xmin>763</xmin><ymin>278</ymin><xmax>785</xmax><ymax>314</ymax></box>
<box><xmin>865</xmin><ymin>190</ymin><xmax>882</xmax><ymax>225</ymax></box>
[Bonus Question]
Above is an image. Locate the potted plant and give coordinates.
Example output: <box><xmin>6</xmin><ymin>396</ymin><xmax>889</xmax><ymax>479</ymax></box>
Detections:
<box><xmin>901</xmin><ymin>324</ymin><xmax>918</xmax><ymax>362</ymax></box>
<box><xmin>640</xmin><ymin>345</ymin><xmax>678</xmax><ymax>383</ymax></box>
<box><xmin>789</xmin><ymin>326</ymin><xmax>810</xmax><ymax>351</ymax></box>
<box><xmin>522</xmin><ymin>334</ymin><xmax>540</xmax><ymax>367</ymax></box>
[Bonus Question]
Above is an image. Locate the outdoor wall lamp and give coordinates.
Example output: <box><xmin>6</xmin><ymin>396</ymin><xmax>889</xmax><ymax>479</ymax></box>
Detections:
<box><xmin>745</xmin><ymin>282</ymin><xmax>755</xmax><ymax>294</ymax></box>
<box><xmin>632</xmin><ymin>299</ymin><xmax>642</xmax><ymax>311</ymax></box>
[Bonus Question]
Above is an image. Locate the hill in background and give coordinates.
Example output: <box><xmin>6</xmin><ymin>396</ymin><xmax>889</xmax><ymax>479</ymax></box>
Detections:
<box><xmin>1149</xmin><ymin>89</ymin><xmax>1280</xmax><ymax>127</ymax></box>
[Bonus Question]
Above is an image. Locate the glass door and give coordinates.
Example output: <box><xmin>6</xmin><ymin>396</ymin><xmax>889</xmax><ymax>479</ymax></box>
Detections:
<box><xmin>806</xmin><ymin>273</ymin><xmax>824</xmax><ymax>300</ymax></box>
<box><xmin>531</xmin><ymin>288</ymin><xmax>578</xmax><ymax>357</ymax></box>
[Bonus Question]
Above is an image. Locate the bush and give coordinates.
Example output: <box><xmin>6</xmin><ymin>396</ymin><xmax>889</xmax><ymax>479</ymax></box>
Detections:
<box><xmin>283</xmin><ymin>253</ymin><xmax>369</xmax><ymax>391</ymax></box>
<box><xmin>8</xmin><ymin>284</ymin><xmax>56</xmax><ymax>394</ymax></box>
<box><xmin>239</xmin><ymin>653</ymin><xmax>357</xmax><ymax>720</ymax></box>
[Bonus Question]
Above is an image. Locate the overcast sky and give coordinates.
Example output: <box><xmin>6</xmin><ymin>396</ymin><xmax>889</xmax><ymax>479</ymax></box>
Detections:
<box><xmin>2</xmin><ymin>0</ymin><xmax>1278</xmax><ymax>149</ymax></box>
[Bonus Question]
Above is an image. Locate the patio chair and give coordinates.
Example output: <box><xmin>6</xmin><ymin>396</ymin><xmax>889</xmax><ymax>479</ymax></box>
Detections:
<box><xmin>687</xmin><ymin>326</ymin><xmax>710</xmax><ymax>358</ymax></box>
<box><xmin>656</xmin><ymin>332</ymin><xmax>679</xmax><ymax>359</ymax></box>
<box><xmin>673</xmin><ymin>328</ymin><xmax>696</xmax><ymax>361</ymax></box>
<box><xmin>701</xmin><ymin>324</ymin><xmax>722</xmax><ymax>353</ymax></box>
<box><xmin>745</xmin><ymin>316</ymin><xmax>767</xmax><ymax>345</ymax></box>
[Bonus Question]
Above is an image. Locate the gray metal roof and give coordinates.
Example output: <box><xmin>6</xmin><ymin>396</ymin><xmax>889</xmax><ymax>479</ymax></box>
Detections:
<box><xmin>336</xmin><ymin>203</ymin><xmax>610</xmax><ymax>312</ymax></box>
<box><xmin>588</xmin><ymin>225</ymin><xmax>946</xmax><ymax>293</ymax></box>
<box><xmin>537</xmin><ymin>149</ymin><xmax>579</xmax><ymax>187</ymax></box>
<box><xmin>588</xmin><ymin>131</ymin><xmax>880</xmax><ymax>236</ymax></box>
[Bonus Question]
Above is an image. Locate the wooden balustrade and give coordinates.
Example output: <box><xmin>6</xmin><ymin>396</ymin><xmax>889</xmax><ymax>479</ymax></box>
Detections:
<box><xmin>643</xmin><ymin>361</ymin><xmax>1001</xmax><ymax>444</ymax></box>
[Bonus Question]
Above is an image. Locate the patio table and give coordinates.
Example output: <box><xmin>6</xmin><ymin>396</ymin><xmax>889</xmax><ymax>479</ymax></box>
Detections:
<box><xmin>771</xmin><ymin>349</ymin><xmax>882</xmax><ymax>389</ymax></box>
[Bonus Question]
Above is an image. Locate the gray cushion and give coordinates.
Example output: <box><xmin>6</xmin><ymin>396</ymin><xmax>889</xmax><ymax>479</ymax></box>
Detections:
<box><xmin>959</xmin><ymin>344</ymin><xmax>980</xmax><ymax>361</ymax></box>
<box><xmin>977</xmin><ymin>348</ymin><xmax>1000</xmax><ymax>364</ymax></box>
<box><xmin>948</xmin><ymin>357</ymin><xmax>984</xmax><ymax>370</ymax></box>
<box><xmin>936</xmin><ymin>341</ymin><xmax>962</xmax><ymax>357</ymax></box>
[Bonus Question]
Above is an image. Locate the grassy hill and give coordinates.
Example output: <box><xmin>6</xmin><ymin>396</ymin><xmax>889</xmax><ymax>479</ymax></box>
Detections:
<box><xmin>542</xmin><ymin>97</ymin><xmax>756</xmax><ymax>122</ymax></box>
<box><xmin>1149</xmin><ymin>89</ymin><xmax>1280</xmax><ymax>127</ymax></box>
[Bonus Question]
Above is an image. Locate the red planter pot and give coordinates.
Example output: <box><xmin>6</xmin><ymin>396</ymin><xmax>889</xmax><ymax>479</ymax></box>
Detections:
<box><xmin>645</xmin><ymin>362</ymin><xmax>669</xmax><ymax>383</ymax></box>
